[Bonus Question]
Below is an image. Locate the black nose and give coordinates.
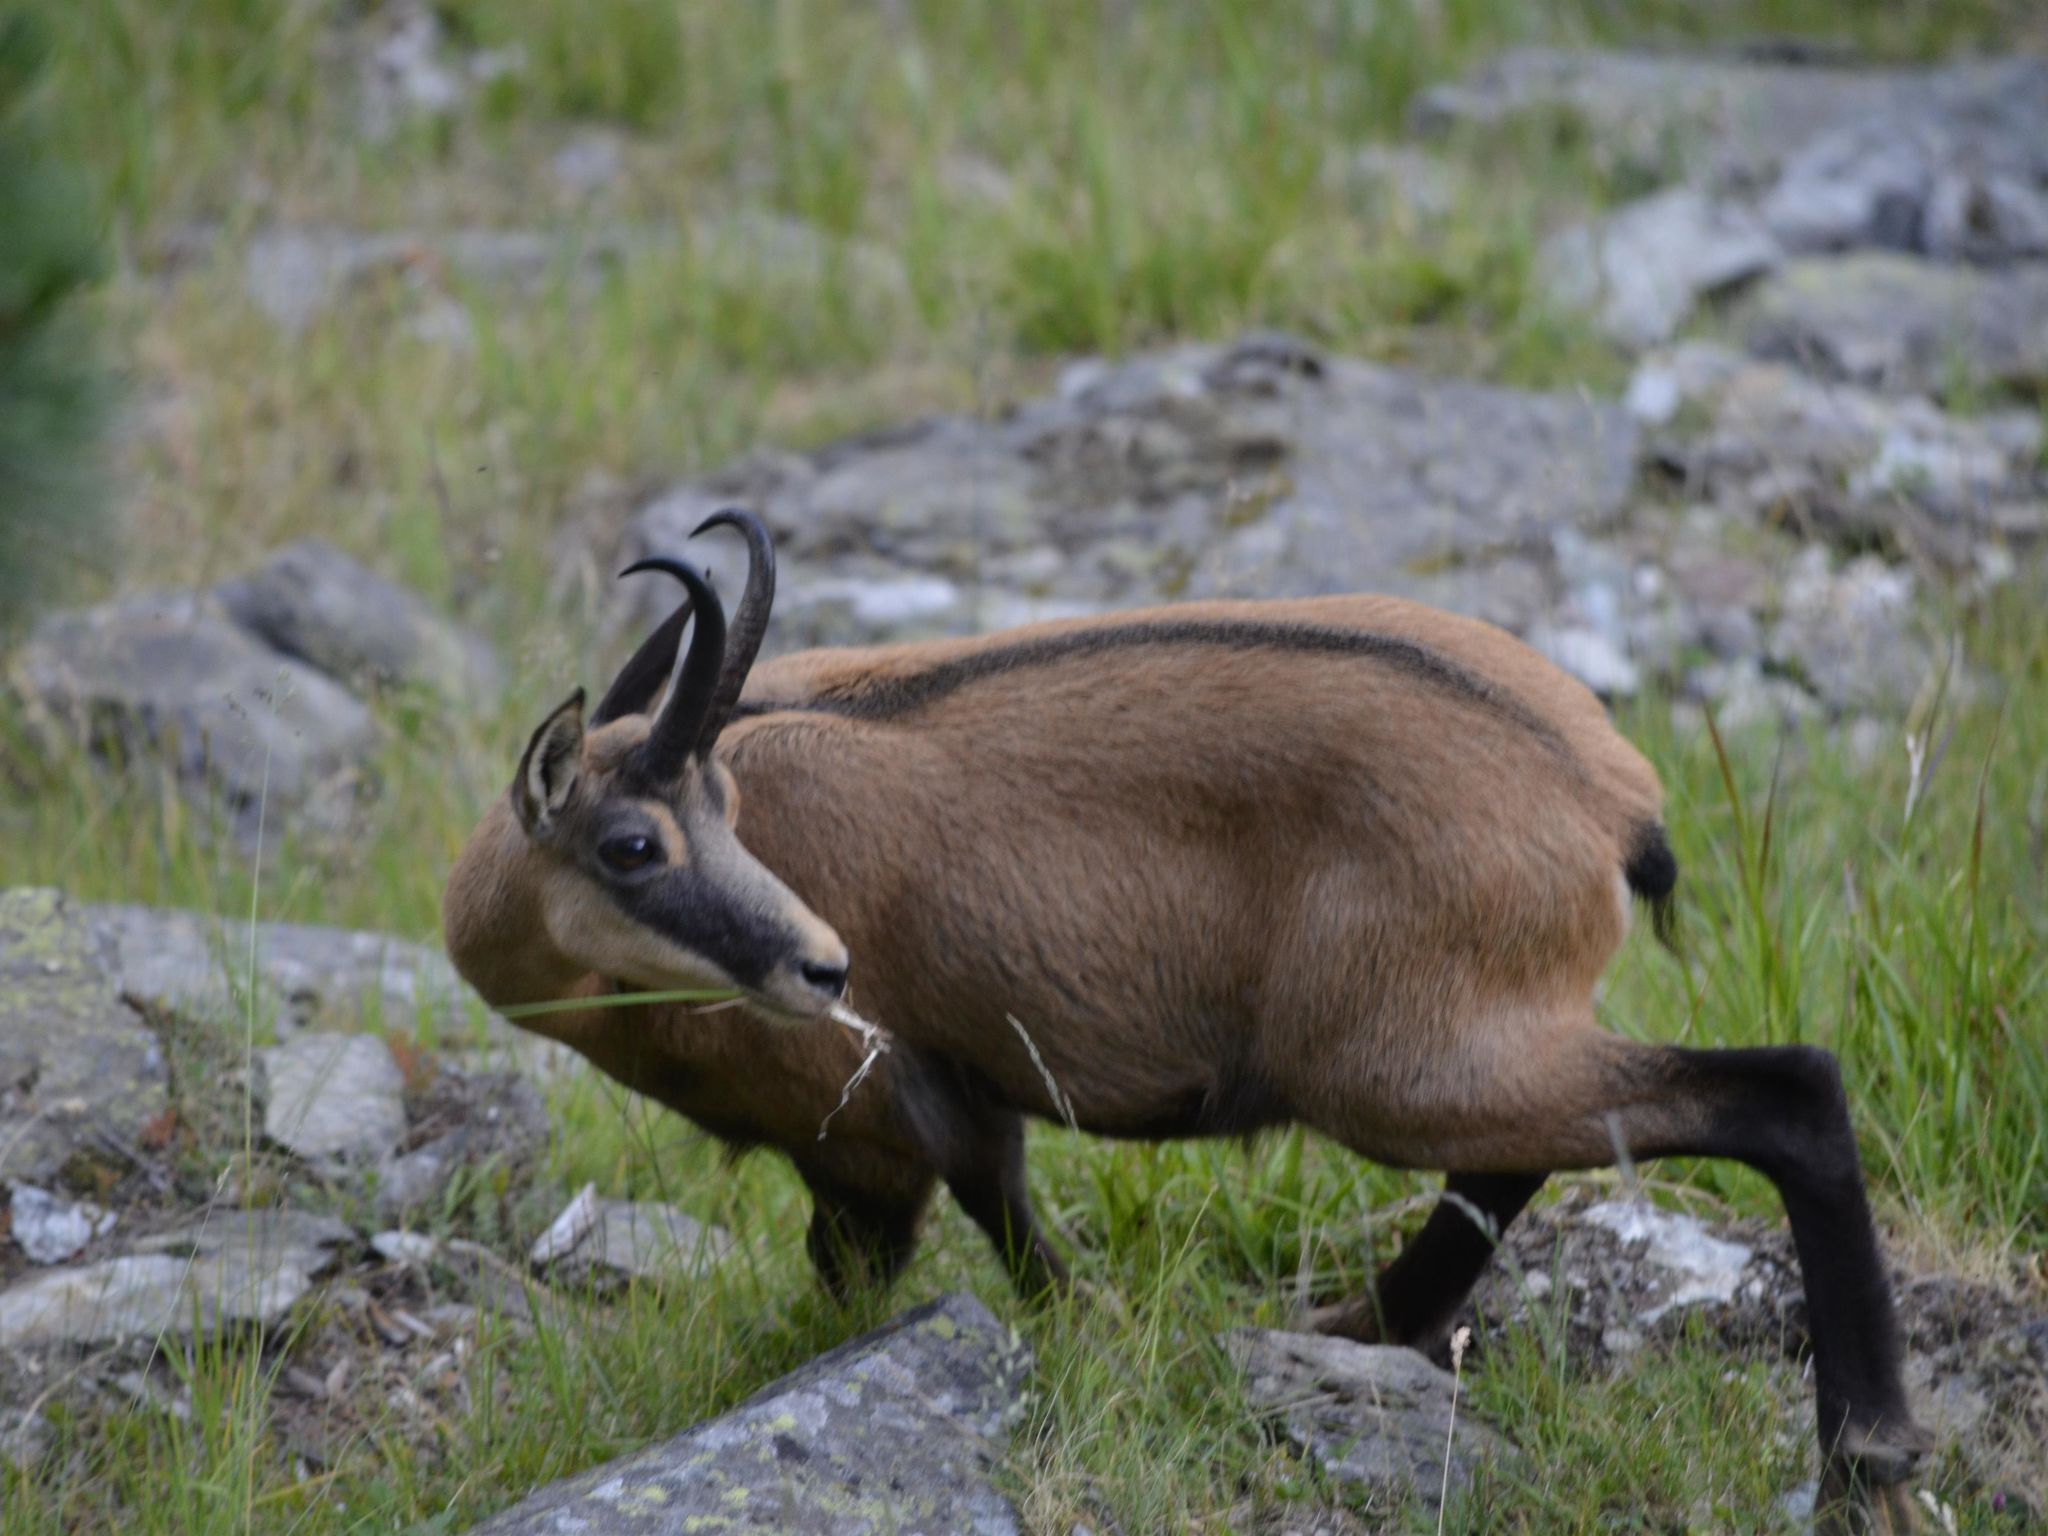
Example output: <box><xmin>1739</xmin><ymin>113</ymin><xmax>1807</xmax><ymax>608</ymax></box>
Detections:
<box><xmin>799</xmin><ymin>959</ymin><xmax>849</xmax><ymax>1000</ymax></box>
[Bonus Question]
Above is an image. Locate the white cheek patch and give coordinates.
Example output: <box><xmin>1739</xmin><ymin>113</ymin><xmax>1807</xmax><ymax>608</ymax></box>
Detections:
<box><xmin>540</xmin><ymin>868</ymin><xmax>729</xmax><ymax>991</ymax></box>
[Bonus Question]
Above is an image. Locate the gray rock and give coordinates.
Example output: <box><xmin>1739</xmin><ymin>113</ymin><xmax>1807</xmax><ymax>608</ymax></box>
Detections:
<box><xmin>1542</xmin><ymin>187</ymin><xmax>1779</xmax><ymax>346</ymax></box>
<box><xmin>468</xmin><ymin>1292</ymin><xmax>1031</xmax><ymax>1535</ymax></box>
<box><xmin>550</xmin><ymin>130</ymin><xmax>626</xmax><ymax>194</ymax></box>
<box><xmin>1411</xmin><ymin>48</ymin><xmax>1918</xmax><ymax>186</ymax></box>
<box><xmin>1579</xmin><ymin>1200</ymin><xmax>1755</xmax><ymax>1325</ymax></box>
<box><xmin>0</xmin><ymin>889</ymin><xmax>169</xmax><ymax>1188</ymax></box>
<box><xmin>619</xmin><ymin>335</ymin><xmax>1638</xmax><ymax>652</ymax></box>
<box><xmin>528</xmin><ymin>1182</ymin><xmax>731</xmax><ymax>1282</ymax></box>
<box><xmin>1335</xmin><ymin>144</ymin><xmax>1467</xmax><ymax>222</ymax></box>
<box><xmin>1769</xmin><ymin>551</ymin><xmax>1931</xmax><ymax>713</ymax></box>
<box><xmin>1415</xmin><ymin>51</ymin><xmax>2045</xmax><ymax>214</ymax></box>
<box><xmin>0</xmin><ymin>1208</ymin><xmax>353</xmax><ymax>1348</ymax></box>
<box><xmin>1740</xmin><ymin>253</ymin><xmax>2048</xmax><ymax>397</ymax></box>
<box><xmin>1758</xmin><ymin>59</ymin><xmax>2048</xmax><ymax>261</ymax></box>
<box><xmin>243</xmin><ymin>226</ymin><xmax>631</xmax><ymax>335</ymax></box>
<box><xmin>1525</xmin><ymin>622</ymin><xmax>1640</xmax><ymax>697</ymax></box>
<box><xmin>350</xmin><ymin>0</ymin><xmax>524</xmax><ymax>142</ymax></box>
<box><xmin>86</xmin><ymin>901</ymin><xmax>490</xmax><ymax>1041</ymax></box>
<box><xmin>9</xmin><ymin>590</ymin><xmax>376</xmax><ymax>842</ymax></box>
<box><xmin>1226</xmin><ymin>1329</ymin><xmax>1511</xmax><ymax>1509</ymax></box>
<box><xmin>1636</xmin><ymin>342</ymin><xmax>2045</xmax><ymax>567</ymax></box>
<box><xmin>245</xmin><ymin>215</ymin><xmax>901</xmax><ymax>335</ymax></box>
<box><xmin>1</xmin><ymin>1410</ymin><xmax>52</xmax><ymax>1473</ymax></box>
<box><xmin>8</xmin><ymin>1185</ymin><xmax>117</xmax><ymax>1265</ymax></box>
<box><xmin>260</xmin><ymin>1034</ymin><xmax>408</xmax><ymax>1172</ymax></box>
<box><xmin>371</xmin><ymin>1229</ymin><xmax>441</xmax><ymax>1265</ymax></box>
<box><xmin>213</xmin><ymin>538</ymin><xmax>501</xmax><ymax>701</ymax></box>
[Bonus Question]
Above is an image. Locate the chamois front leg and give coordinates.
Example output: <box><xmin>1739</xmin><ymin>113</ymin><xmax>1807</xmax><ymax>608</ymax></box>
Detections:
<box><xmin>1310</xmin><ymin>1171</ymin><xmax>1545</xmax><ymax>1361</ymax></box>
<box><xmin>940</xmin><ymin>1110</ymin><xmax>1070</xmax><ymax>1301</ymax></box>
<box><xmin>798</xmin><ymin>1167</ymin><xmax>933</xmax><ymax>1302</ymax></box>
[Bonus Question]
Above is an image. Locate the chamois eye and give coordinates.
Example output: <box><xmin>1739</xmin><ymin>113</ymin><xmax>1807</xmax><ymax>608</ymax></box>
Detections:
<box><xmin>599</xmin><ymin>834</ymin><xmax>660</xmax><ymax>873</ymax></box>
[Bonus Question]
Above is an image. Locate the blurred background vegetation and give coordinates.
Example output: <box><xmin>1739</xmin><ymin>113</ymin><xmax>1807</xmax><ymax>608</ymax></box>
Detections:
<box><xmin>0</xmin><ymin>11</ymin><xmax>107</xmax><ymax>633</ymax></box>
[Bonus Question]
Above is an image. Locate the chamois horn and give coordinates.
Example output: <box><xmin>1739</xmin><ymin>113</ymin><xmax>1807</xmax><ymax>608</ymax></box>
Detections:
<box><xmin>618</xmin><ymin>557</ymin><xmax>727</xmax><ymax>775</ymax></box>
<box><xmin>689</xmin><ymin>507</ymin><xmax>776</xmax><ymax>743</ymax></box>
<box><xmin>592</xmin><ymin>597</ymin><xmax>694</xmax><ymax>727</ymax></box>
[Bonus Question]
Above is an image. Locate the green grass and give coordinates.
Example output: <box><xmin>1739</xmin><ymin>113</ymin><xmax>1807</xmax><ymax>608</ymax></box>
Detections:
<box><xmin>2</xmin><ymin>0</ymin><xmax>2045</xmax><ymax>1531</ymax></box>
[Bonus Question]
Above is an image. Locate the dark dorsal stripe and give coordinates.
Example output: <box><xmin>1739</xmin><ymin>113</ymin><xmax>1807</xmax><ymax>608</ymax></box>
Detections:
<box><xmin>735</xmin><ymin>619</ymin><xmax>1573</xmax><ymax>758</ymax></box>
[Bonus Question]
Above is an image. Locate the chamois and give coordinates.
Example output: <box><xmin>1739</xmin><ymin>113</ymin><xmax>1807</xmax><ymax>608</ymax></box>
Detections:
<box><xmin>444</xmin><ymin>511</ymin><xmax>1927</xmax><ymax>1531</ymax></box>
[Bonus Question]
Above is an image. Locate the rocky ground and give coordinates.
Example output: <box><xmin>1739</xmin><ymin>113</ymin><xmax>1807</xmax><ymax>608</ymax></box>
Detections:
<box><xmin>3</xmin><ymin>882</ymin><xmax>2043</xmax><ymax>1528</ymax></box>
<box><xmin>5</xmin><ymin>14</ymin><xmax>2047</xmax><ymax>1534</ymax></box>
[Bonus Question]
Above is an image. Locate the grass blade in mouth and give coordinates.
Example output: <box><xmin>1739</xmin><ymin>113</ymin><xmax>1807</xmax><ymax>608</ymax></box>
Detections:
<box><xmin>499</xmin><ymin>988</ymin><xmax>743</xmax><ymax>1019</ymax></box>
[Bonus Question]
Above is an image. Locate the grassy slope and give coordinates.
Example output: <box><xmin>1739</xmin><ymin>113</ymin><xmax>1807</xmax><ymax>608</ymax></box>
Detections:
<box><xmin>2</xmin><ymin>0</ymin><xmax>2045</xmax><ymax>1531</ymax></box>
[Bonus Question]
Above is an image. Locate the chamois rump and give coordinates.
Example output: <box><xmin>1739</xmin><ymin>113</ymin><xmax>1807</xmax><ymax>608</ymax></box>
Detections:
<box><xmin>443</xmin><ymin>510</ymin><xmax>1927</xmax><ymax>1532</ymax></box>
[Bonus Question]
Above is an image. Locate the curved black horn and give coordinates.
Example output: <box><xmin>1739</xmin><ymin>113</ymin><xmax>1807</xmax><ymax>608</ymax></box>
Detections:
<box><xmin>618</xmin><ymin>558</ymin><xmax>727</xmax><ymax>777</ymax></box>
<box><xmin>591</xmin><ymin>595</ymin><xmax>693</xmax><ymax>726</ymax></box>
<box><xmin>689</xmin><ymin>507</ymin><xmax>775</xmax><ymax>741</ymax></box>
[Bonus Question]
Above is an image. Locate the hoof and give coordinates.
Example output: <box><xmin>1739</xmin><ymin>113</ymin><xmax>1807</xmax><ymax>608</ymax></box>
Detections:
<box><xmin>1814</xmin><ymin>1473</ymin><xmax>1923</xmax><ymax>1536</ymax></box>
<box><xmin>1838</xmin><ymin>1417</ymin><xmax>1936</xmax><ymax>1486</ymax></box>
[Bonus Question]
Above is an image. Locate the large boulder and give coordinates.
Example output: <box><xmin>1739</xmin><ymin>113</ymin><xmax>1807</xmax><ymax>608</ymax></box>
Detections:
<box><xmin>1411</xmin><ymin>47</ymin><xmax>1922</xmax><ymax>186</ymax></box>
<box><xmin>9</xmin><ymin>591</ymin><xmax>376</xmax><ymax>843</ymax></box>
<box><xmin>214</xmin><ymin>539</ymin><xmax>502</xmax><ymax>702</ymax></box>
<box><xmin>467</xmin><ymin>1292</ymin><xmax>1031</xmax><ymax>1535</ymax></box>
<box><xmin>0</xmin><ymin>889</ymin><xmax>168</xmax><ymax>1190</ymax></box>
<box><xmin>85</xmin><ymin>901</ymin><xmax>490</xmax><ymax>1042</ymax></box>
<box><xmin>617</xmin><ymin>334</ymin><xmax>1638</xmax><ymax>670</ymax></box>
<box><xmin>1414</xmin><ymin>50</ymin><xmax>2046</xmax><ymax>224</ymax></box>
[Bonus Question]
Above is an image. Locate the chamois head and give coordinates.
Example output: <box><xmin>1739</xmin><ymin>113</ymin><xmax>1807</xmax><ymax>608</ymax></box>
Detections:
<box><xmin>509</xmin><ymin>512</ymin><xmax>849</xmax><ymax>1020</ymax></box>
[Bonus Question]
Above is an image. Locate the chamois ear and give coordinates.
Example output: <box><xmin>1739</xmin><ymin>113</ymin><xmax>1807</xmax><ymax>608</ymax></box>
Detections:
<box><xmin>514</xmin><ymin>688</ymin><xmax>586</xmax><ymax>834</ymax></box>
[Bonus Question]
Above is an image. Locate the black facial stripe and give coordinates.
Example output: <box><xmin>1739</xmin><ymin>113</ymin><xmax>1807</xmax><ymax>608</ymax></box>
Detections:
<box><xmin>730</xmin><ymin>619</ymin><xmax>1571</xmax><ymax>758</ymax></box>
<box><xmin>601</xmin><ymin>866</ymin><xmax>791</xmax><ymax>991</ymax></box>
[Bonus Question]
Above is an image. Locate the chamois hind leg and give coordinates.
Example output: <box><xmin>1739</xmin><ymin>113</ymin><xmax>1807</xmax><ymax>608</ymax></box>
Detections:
<box><xmin>1338</xmin><ymin>1027</ymin><xmax>1928</xmax><ymax>1532</ymax></box>
<box><xmin>1310</xmin><ymin>1171</ymin><xmax>1545</xmax><ymax>1360</ymax></box>
<box><xmin>941</xmin><ymin>1109</ymin><xmax>1071</xmax><ymax>1300</ymax></box>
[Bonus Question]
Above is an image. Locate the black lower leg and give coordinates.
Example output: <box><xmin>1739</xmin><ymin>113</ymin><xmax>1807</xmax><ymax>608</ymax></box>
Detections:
<box><xmin>802</xmin><ymin>1177</ymin><xmax>927</xmax><ymax>1301</ymax></box>
<box><xmin>1642</xmin><ymin>1046</ymin><xmax>1925</xmax><ymax>1481</ymax></box>
<box><xmin>944</xmin><ymin>1114</ymin><xmax>1069</xmax><ymax>1299</ymax></box>
<box><xmin>1314</xmin><ymin>1171</ymin><xmax>1543</xmax><ymax>1353</ymax></box>
<box><xmin>1372</xmin><ymin>1171</ymin><xmax>1547</xmax><ymax>1352</ymax></box>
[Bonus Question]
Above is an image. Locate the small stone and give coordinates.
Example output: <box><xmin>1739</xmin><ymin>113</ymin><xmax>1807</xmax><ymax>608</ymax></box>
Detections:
<box><xmin>8</xmin><ymin>1184</ymin><xmax>117</xmax><ymax>1265</ymax></box>
<box><xmin>260</xmin><ymin>1034</ymin><xmax>408</xmax><ymax>1172</ymax></box>
<box><xmin>1227</xmin><ymin>1329</ymin><xmax>1514</xmax><ymax>1508</ymax></box>
<box><xmin>1526</xmin><ymin>623</ymin><xmax>1641</xmax><ymax>697</ymax></box>
<box><xmin>529</xmin><ymin>1183</ymin><xmax>731</xmax><ymax>1282</ymax></box>
<box><xmin>0</xmin><ymin>1209</ymin><xmax>353</xmax><ymax>1348</ymax></box>
<box><xmin>1541</xmin><ymin>188</ymin><xmax>1779</xmax><ymax>348</ymax></box>
<box><xmin>371</xmin><ymin>1230</ymin><xmax>440</xmax><ymax>1266</ymax></box>
<box><xmin>1582</xmin><ymin>1199</ymin><xmax>1755</xmax><ymax>1323</ymax></box>
<box><xmin>550</xmin><ymin>131</ymin><xmax>625</xmax><ymax>194</ymax></box>
<box><xmin>1779</xmin><ymin>1481</ymin><xmax>1818</xmax><ymax>1526</ymax></box>
<box><xmin>1</xmin><ymin>1410</ymin><xmax>53</xmax><ymax>1472</ymax></box>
